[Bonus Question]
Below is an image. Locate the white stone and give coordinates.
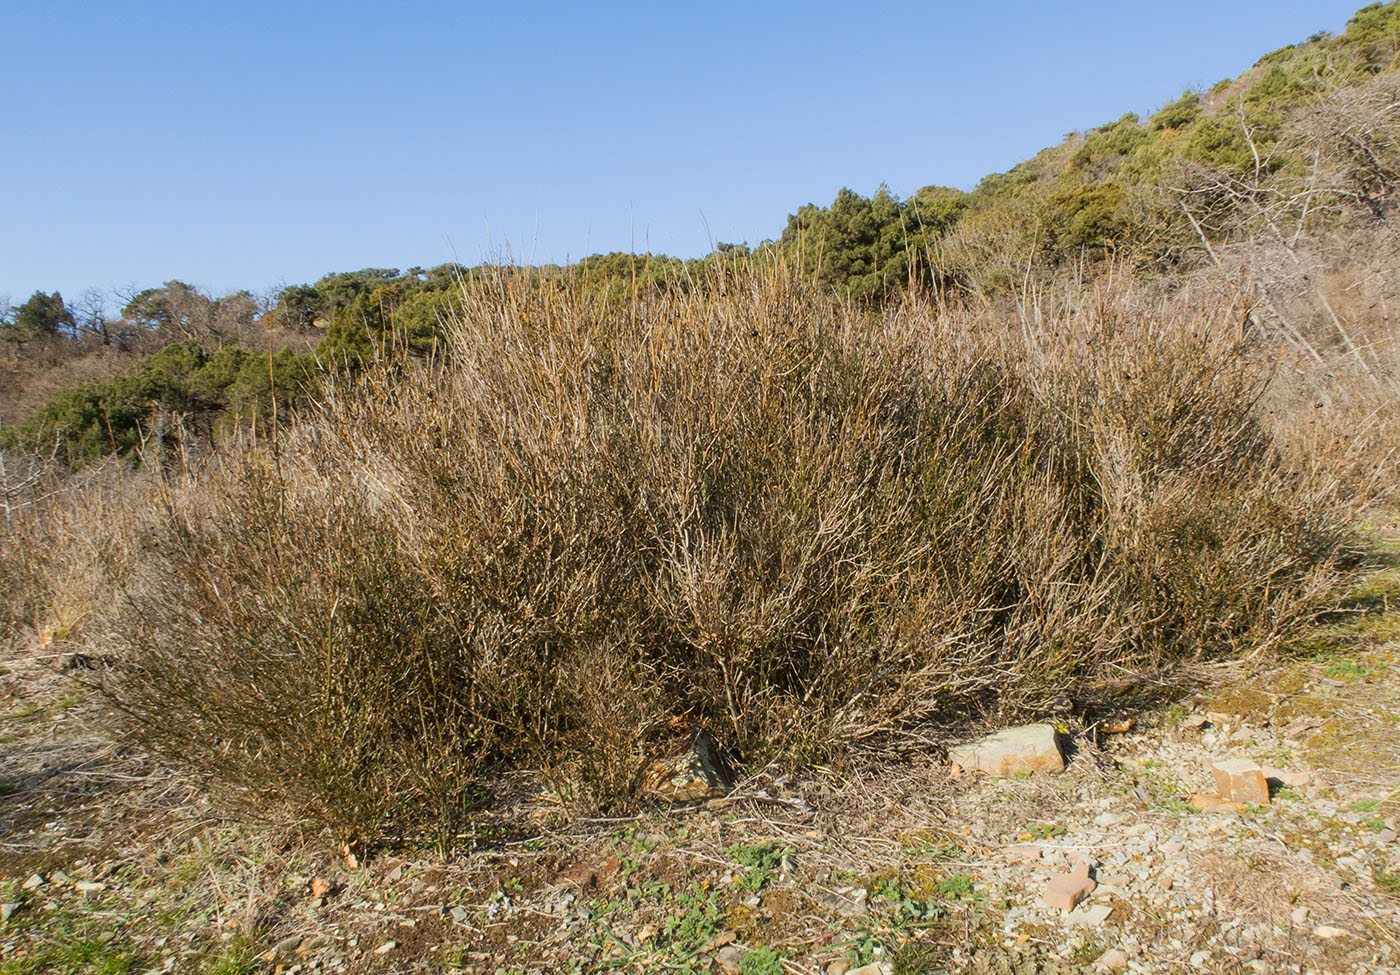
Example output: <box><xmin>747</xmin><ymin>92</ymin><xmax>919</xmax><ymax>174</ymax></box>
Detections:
<box><xmin>948</xmin><ymin>724</ymin><xmax>1064</xmax><ymax>776</ymax></box>
<box><xmin>1067</xmin><ymin>903</ymin><xmax>1114</xmax><ymax>927</ymax></box>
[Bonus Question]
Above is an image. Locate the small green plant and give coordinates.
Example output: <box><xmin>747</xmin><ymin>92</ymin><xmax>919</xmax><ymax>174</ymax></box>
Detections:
<box><xmin>892</xmin><ymin>896</ymin><xmax>945</xmax><ymax>925</ymax></box>
<box><xmin>729</xmin><ymin>842</ymin><xmax>791</xmax><ymax>892</ymax></box>
<box><xmin>0</xmin><ymin>914</ymin><xmax>144</xmax><ymax>975</ymax></box>
<box><xmin>203</xmin><ymin>936</ymin><xmax>259</xmax><ymax>975</ymax></box>
<box><xmin>936</xmin><ymin>873</ymin><xmax>975</xmax><ymax>900</ymax></box>
<box><xmin>739</xmin><ymin>945</ymin><xmax>784</xmax><ymax>975</ymax></box>
<box><xmin>659</xmin><ymin>883</ymin><xmax>723</xmax><ymax>957</ymax></box>
<box><xmin>1375</xmin><ymin>866</ymin><xmax>1400</xmax><ymax>895</ymax></box>
<box><xmin>892</xmin><ymin>940</ymin><xmax>942</xmax><ymax>975</ymax></box>
<box><xmin>840</xmin><ymin>933</ymin><xmax>882</xmax><ymax>967</ymax></box>
<box><xmin>1324</xmin><ymin>661</ymin><xmax>1370</xmax><ymax>680</ymax></box>
<box><xmin>1074</xmin><ymin>938</ymin><xmax>1110</xmax><ymax>966</ymax></box>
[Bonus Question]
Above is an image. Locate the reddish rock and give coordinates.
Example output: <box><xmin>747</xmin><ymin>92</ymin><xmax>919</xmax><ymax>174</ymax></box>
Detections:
<box><xmin>1042</xmin><ymin>857</ymin><xmax>1096</xmax><ymax>911</ymax></box>
<box><xmin>1209</xmin><ymin>758</ymin><xmax>1270</xmax><ymax>805</ymax></box>
<box><xmin>1097</xmin><ymin>948</ymin><xmax>1129</xmax><ymax>970</ymax></box>
<box><xmin>1189</xmin><ymin>792</ymin><xmax>1245</xmax><ymax>813</ymax></box>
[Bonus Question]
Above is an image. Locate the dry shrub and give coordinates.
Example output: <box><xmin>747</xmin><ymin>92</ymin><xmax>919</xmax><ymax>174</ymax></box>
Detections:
<box><xmin>0</xmin><ymin>449</ymin><xmax>150</xmax><ymax>651</ymax></box>
<box><xmin>104</xmin><ymin>260</ymin><xmax>1361</xmax><ymax>845</ymax></box>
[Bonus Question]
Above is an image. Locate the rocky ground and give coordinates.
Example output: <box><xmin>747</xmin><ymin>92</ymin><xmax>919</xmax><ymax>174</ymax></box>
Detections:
<box><xmin>3</xmin><ymin>529</ymin><xmax>1399</xmax><ymax>975</ymax></box>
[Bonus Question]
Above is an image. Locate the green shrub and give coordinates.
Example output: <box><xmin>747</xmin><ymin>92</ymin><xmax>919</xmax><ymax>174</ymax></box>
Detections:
<box><xmin>6</xmin><ymin>341</ymin><xmax>316</xmax><ymax>468</ymax></box>
<box><xmin>1151</xmin><ymin>91</ymin><xmax>1201</xmax><ymax>131</ymax></box>
<box><xmin>1050</xmin><ymin>183</ymin><xmax>1136</xmax><ymax>254</ymax></box>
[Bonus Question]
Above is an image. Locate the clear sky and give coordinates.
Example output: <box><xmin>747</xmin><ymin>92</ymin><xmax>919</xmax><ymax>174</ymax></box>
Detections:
<box><xmin>0</xmin><ymin>0</ymin><xmax>1372</xmax><ymax>304</ymax></box>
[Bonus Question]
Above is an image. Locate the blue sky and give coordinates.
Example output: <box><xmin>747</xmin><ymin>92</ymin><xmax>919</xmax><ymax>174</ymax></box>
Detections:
<box><xmin>0</xmin><ymin>1</ymin><xmax>1371</xmax><ymax>303</ymax></box>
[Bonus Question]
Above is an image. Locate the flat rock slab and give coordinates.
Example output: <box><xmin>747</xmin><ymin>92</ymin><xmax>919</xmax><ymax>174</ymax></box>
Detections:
<box><xmin>1042</xmin><ymin>857</ymin><xmax>1096</xmax><ymax>911</ymax></box>
<box><xmin>949</xmin><ymin>723</ymin><xmax>1064</xmax><ymax>776</ymax></box>
<box><xmin>814</xmin><ymin>885</ymin><xmax>869</xmax><ymax>916</ymax></box>
<box><xmin>1068</xmin><ymin>903</ymin><xmax>1114</xmax><ymax>927</ymax></box>
<box><xmin>1189</xmin><ymin>792</ymin><xmax>1246</xmax><ymax>814</ymax></box>
<box><xmin>1210</xmin><ymin>758</ymin><xmax>1270</xmax><ymax>805</ymax></box>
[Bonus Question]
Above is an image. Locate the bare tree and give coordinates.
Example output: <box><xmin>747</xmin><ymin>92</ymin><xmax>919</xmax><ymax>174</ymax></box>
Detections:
<box><xmin>1170</xmin><ymin>76</ymin><xmax>1400</xmax><ymax>389</ymax></box>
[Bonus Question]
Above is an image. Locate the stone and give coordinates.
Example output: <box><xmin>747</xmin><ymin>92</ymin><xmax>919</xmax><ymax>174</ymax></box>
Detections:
<box><xmin>948</xmin><ymin>724</ymin><xmax>1064</xmax><ymax>777</ymax></box>
<box><xmin>1210</xmin><ymin>758</ymin><xmax>1270</xmax><ymax>805</ymax></box>
<box><xmin>1093</xmin><ymin>812</ymin><xmax>1125</xmax><ymax>828</ymax></box>
<box><xmin>0</xmin><ymin>902</ymin><xmax>16</xmax><ymax>923</ymax></box>
<box><xmin>1262</xmin><ymin>766</ymin><xmax>1311</xmax><ymax>790</ymax></box>
<box><xmin>21</xmin><ymin>874</ymin><xmax>44</xmax><ymax>890</ymax></box>
<box><xmin>1189</xmin><ymin>793</ymin><xmax>1245</xmax><ymax>813</ymax></box>
<box><xmin>1096</xmin><ymin>948</ymin><xmax>1129</xmax><ymax>970</ymax></box>
<box><xmin>74</xmin><ymin>882</ymin><xmax>106</xmax><ymax>894</ymax></box>
<box><xmin>826</xmin><ymin>962</ymin><xmax>851</xmax><ymax>975</ymax></box>
<box><xmin>715</xmin><ymin>945</ymin><xmax>745</xmax><ymax>974</ymax></box>
<box><xmin>1290</xmin><ymin>907</ymin><xmax>1308</xmax><ymax>926</ymax></box>
<box><xmin>310</xmin><ymin>877</ymin><xmax>331</xmax><ymax>899</ymax></box>
<box><xmin>1190</xmin><ymin>950</ymin><xmax>1211</xmax><ymax>967</ymax></box>
<box><xmin>1068</xmin><ymin>903</ymin><xmax>1114</xmax><ymax>927</ymax></box>
<box><xmin>555</xmin><ymin>855</ymin><xmax>621</xmax><ymax>889</ymax></box>
<box><xmin>374</xmin><ymin>942</ymin><xmax>396</xmax><ymax>955</ymax></box>
<box><xmin>1183</xmin><ymin>714</ymin><xmax>1210</xmax><ymax>729</ymax></box>
<box><xmin>1377</xmin><ymin>828</ymin><xmax>1398</xmax><ymax>844</ymax></box>
<box><xmin>275</xmin><ymin>936</ymin><xmax>303</xmax><ymax>955</ymax></box>
<box><xmin>1042</xmin><ymin>858</ymin><xmax>1096</xmax><ymax>911</ymax></box>
<box><xmin>643</xmin><ymin>727</ymin><xmax>731</xmax><ymax>802</ymax></box>
<box><xmin>705</xmin><ymin>931</ymin><xmax>737</xmax><ymax>951</ymax></box>
<box><xmin>815</xmin><ymin>885</ymin><xmax>868</xmax><ymax>916</ymax></box>
<box><xmin>1313</xmin><ymin>925</ymin><xmax>1348</xmax><ymax>939</ymax></box>
<box><xmin>847</xmin><ymin>964</ymin><xmax>893</xmax><ymax>975</ymax></box>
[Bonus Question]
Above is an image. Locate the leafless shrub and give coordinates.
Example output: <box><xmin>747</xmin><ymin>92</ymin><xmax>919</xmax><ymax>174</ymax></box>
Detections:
<box><xmin>0</xmin><ymin>448</ymin><xmax>155</xmax><ymax>654</ymax></box>
<box><xmin>90</xmin><ymin>258</ymin><xmax>1362</xmax><ymax>848</ymax></box>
